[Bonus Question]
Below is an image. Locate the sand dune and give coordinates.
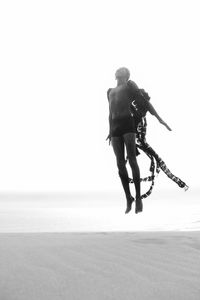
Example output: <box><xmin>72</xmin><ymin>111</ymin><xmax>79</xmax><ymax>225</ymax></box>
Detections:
<box><xmin>0</xmin><ymin>232</ymin><xmax>200</xmax><ymax>300</ymax></box>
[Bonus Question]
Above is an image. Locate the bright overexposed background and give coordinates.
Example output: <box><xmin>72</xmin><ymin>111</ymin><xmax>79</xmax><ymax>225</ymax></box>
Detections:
<box><xmin>0</xmin><ymin>0</ymin><xmax>199</xmax><ymax>193</ymax></box>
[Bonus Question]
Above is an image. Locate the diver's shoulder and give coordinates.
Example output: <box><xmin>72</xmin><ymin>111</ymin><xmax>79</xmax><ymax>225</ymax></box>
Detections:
<box><xmin>107</xmin><ymin>88</ymin><xmax>112</xmax><ymax>100</ymax></box>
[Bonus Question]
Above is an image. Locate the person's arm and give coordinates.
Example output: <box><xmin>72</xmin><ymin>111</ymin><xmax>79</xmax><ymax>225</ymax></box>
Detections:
<box><xmin>128</xmin><ymin>80</ymin><xmax>171</xmax><ymax>130</ymax></box>
<box><xmin>147</xmin><ymin>101</ymin><xmax>172</xmax><ymax>131</ymax></box>
<box><xmin>106</xmin><ymin>89</ymin><xmax>112</xmax><ymax>144</ymax></box>
<box><xmin>106</xmin><ymin>113</ymin><xmax>112</xmax><ymax>144</ymax></box>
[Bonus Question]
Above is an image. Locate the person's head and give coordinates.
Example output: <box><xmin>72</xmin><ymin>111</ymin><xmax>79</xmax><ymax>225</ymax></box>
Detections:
<box><xmin>115</xmin><ymin>67</ymin><xmax>130</xmax><ymax>82</ymax></box>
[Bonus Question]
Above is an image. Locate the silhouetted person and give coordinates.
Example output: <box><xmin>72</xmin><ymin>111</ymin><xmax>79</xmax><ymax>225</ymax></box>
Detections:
<box><xmin>107</xmin><ymin>67</ymin><xmax>171</xmax><ymax>214</ymax></box>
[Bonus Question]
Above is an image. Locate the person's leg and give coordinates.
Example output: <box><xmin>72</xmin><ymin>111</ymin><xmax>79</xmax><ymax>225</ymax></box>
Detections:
<box><xmin>123</xmin><ymin>132</ymin><xmax>143</xmax><ymax>213</ymax></box>
<box><xmin>111</xmin><ymin>136</ymin><xmax>134</xmax><ymax>213</ymax></box>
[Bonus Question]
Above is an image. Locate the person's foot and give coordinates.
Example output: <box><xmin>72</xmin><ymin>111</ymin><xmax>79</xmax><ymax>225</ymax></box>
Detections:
<box><xmin>135</xmin><ymin>197</ymin><xmax>143</xmax><ymax>214</ymax></box>
<box><xmin>125</xmin><ymin>196</ymin><xmax>134</xmax><ymax>214</ymax></box>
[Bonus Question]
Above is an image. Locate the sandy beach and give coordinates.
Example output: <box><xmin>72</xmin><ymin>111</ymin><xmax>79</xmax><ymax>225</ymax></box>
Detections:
<box><xmin>0</xmin><ymin>231</ymin><xmax>200</xmax><ymax>300</ymax></box>
<box><xmin>0</xmin><ymin>191</ymin><xmax>199</xmax><ymax>299</ymax></box>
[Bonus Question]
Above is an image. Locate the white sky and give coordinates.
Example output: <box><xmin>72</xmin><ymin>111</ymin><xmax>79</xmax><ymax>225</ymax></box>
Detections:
<box><xmin>0</xmin><ymin>0</ymin><xmax>199</xmax><ymax>193</ymax></box>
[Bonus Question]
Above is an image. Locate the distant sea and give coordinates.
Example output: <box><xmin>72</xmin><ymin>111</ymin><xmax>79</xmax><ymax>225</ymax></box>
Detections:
<box><xmin>0</xmin><ymin>189</ymin><xmax>199</xmax><ymax>232</ymax></box>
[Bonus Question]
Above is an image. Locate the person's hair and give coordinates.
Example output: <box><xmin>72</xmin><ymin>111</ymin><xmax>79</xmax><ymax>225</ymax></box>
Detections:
<box><xmin>115</xmin><ymin>67</ymin><xmax>130</xmax><ymax>80</ymax></box>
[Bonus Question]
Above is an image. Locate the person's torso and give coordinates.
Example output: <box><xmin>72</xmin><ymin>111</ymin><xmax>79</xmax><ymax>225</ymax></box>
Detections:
<box><xmin>108</xmin><ymin>83</ymin><xmax>134</xmax><ymax>119</ymax></box>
